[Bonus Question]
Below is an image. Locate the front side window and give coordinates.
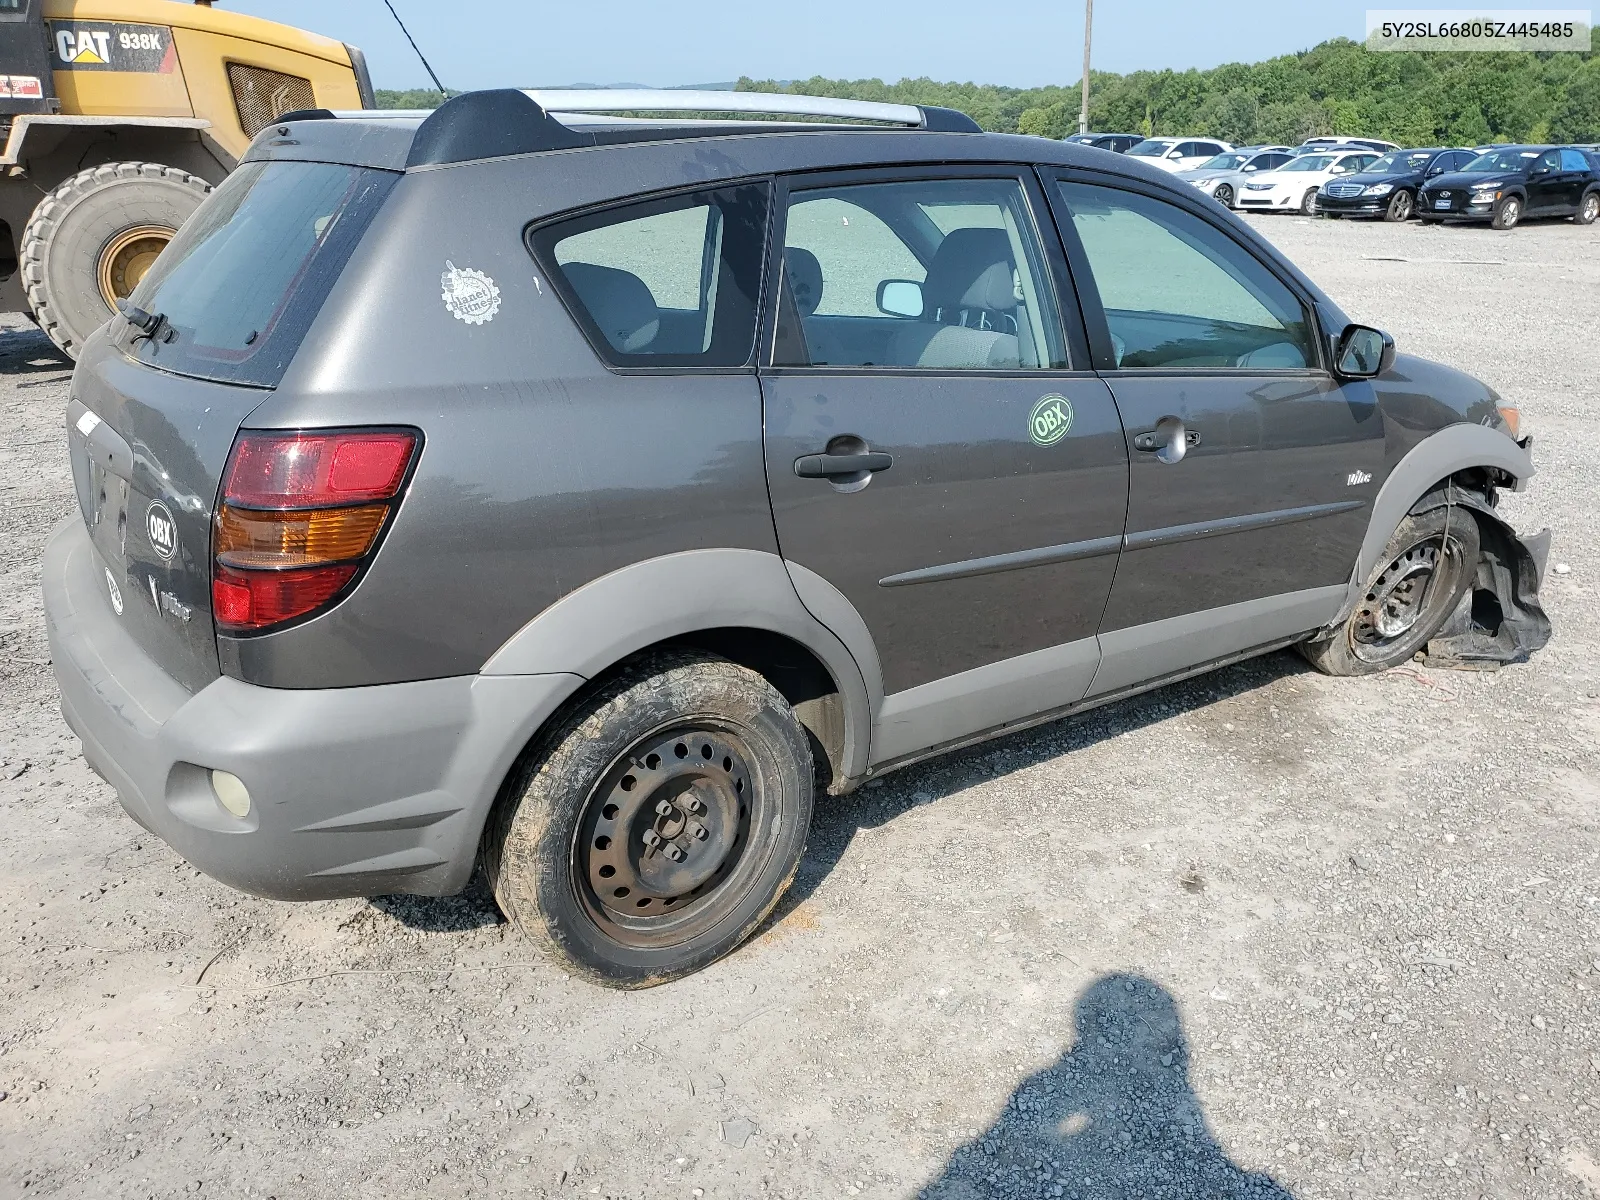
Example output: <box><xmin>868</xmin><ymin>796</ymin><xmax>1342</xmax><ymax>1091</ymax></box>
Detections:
<box><xmin>1056</xmin><ymin>181</ymin><xmax>1315</xmax><ymax>371</ymax></box>
<box><xmin>774</xmin><ymin>176</ymin><xmax>1064</xmax><ymax>370</ymax></box>
<box><xmin>530</xmin><ymin>184</ymin><xmax>768</xmax><ymax>367</ymax></box>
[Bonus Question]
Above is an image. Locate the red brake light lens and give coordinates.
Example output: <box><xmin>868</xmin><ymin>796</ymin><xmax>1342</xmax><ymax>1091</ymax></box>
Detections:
<box><xmin>224</xmin><ymin>431</ymin><xmax>416</xmax><ymax>507</ymax></box>
<box><xmin>213</xmin><ymin>564</ymin><xmax>358</xmax><ymax>631</ymax></box>
<box><xmin>213</xmin><ymin>428</ymin><xmax>418</xmax><ymax>634</ymax></box>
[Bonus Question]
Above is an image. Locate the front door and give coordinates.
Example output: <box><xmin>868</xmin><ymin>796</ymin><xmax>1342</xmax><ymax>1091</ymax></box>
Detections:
<box><xmin>1047</xmin><ymin>175</ymin><xmax>1385</xmax><ymax>694</ymax></box>
<box><xmin>759</xmin><ymin>169</ymin><xmax>1128</xmax><ymax>763</ymax></box>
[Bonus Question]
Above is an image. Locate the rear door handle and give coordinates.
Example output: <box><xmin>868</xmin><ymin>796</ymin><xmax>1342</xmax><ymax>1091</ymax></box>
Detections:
<box><xmin>794</xmin><ymin>451</ymin><xmax>894</xmax><ymax>478</ymax></box>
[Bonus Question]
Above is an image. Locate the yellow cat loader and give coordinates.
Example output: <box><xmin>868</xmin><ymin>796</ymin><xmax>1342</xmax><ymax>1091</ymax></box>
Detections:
<box><xmin>0</xmin><ymin>0</ymin><xmax>371</xmax><ymax>356</ymax></box>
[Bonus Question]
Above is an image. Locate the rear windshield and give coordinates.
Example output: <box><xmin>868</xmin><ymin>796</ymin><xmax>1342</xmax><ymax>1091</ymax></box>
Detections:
<box><xmin>123</xmin><ymin>161</ymin><xmax>397</xmax><ymax>387</ymax></box>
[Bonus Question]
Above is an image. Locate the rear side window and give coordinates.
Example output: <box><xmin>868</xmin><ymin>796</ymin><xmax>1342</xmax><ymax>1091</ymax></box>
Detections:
<box><xmin>1560</xmin><ymin>149</ymin><xmax>1589</xmax><ymax>170</ymax></box>
<box><xmin>530</xmin><ymin>184</ymin><xmax>769</xmax><ymax>368</ymax></box>
<box><xmin>126</xmin><ymin>161</ymin><xmax>397</xmax><ymax>387</ymax></box>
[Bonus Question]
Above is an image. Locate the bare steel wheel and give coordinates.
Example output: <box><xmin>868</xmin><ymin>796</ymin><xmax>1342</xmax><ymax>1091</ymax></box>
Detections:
<box><xmin>96</xmin><ymin>224</ymin><xmax>174</xmax><ymax>308</ymax></box>
<box><xmin>1301</xmin><ymin>505</ymin><xmax>1480</xmax><ymax>676</ymax></box>
<box><xmin>487</xmin><ymin>650</ymin><xmax>813</xmax><ymax>987</ymax></box>
<box><xmin>576</xmin><ymin>724</ymin><xmax>761</xmax><ymax>947</ymax></box>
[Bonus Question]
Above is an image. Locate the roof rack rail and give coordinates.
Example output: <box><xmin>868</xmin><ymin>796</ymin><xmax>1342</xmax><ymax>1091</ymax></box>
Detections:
<box><xmin>388</xmin><ymin>89</ymin><xmax>980</xmax><ymax>169</ymax></box>
<box><xmin>522</xmin><ymin>89</ymin><xmax>979</xmax><ymax>133</ymax></box>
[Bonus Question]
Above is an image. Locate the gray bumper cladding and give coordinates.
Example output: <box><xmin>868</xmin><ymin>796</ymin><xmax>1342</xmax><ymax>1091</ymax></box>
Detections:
<box><xmin>41</xmin><ymin>517</ymin><xmax>582</xmax><ymax>901</ymax></box>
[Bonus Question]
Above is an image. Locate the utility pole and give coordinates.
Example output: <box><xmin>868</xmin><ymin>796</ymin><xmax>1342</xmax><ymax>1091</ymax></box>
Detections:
<box><xmin>1078</xmin><ymin>0</ymin><xmax>1094</xmax><ymax>134</ymax></box>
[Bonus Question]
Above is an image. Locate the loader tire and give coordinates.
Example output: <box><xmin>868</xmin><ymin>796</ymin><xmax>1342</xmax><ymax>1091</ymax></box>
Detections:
<box><xmin>21</xmin><ymin>162</ymin><xmax>211</xmax><ymax>359</ymax></box>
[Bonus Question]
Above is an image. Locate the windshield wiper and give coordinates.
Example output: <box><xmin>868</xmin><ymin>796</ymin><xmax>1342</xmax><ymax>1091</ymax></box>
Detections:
<box><xmin>115</xmin><ymin>299</ymin><xmax>176</xmax><ymax>344</ymax></box>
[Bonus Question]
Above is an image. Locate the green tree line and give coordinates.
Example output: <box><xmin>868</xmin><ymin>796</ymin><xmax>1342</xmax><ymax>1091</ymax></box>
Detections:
<box><xmin>375</xmin><ymin>38</ymin><xmax>1600</xmax><ymax>144</ymax></box>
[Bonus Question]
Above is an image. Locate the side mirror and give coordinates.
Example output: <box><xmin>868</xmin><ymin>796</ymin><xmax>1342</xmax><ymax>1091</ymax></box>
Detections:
<box><xmin>1167</xmin><ymin>150</ymin><xmax>1183</xmax><ymax>159</ymax></box>
<box><xmin>877</xmin><ymin>279</ymin><xmax>924</xmax><ymax>318</ymax></box>
<box><xmin>1334</xmin><ymin>323</ymin><xmax>1395</xmax><ymax>379</ymax></box>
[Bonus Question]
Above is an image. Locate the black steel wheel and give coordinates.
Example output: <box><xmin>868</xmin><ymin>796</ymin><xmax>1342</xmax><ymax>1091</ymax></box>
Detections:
<box><xmin>486</xmin><ymin>651</ymin><xmax>813</xmax><ymax>987</ymax></box>
<box><xmin>1301</xmin><ymin>506</ymin><xmax>1481</xmax><ymax>676</ymax></box>
<box><xmin>1384</xmin><ymin>189</ymin><xmax>1414</xmax><ymax>222</ymax></box>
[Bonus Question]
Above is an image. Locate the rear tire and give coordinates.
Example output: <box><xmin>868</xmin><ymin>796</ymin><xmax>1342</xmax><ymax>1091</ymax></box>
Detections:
<box><xmin>1577</xmin><ymin>190</ymin><xmax>1599</xmax><ymax>225</ymax></box>
<box><xmin>485</xmin><ymin>651</ymin><xmax>813</xmax><ymax>988</ymax></box>
<box><xmin>1383</xmin><ymin>189</ymin><xmax>1415</xmax><ymax>222</ymax></box>
<box><xmin>1490</xmin><ymin>195</ymin><xmax>1522</xmax><ymax>230</ymax></box>
<box><xmin>20</xmin><ymin>162</ymin><xmax>211</xmax><ymax>359</ymax></box>
<box><xmin>1299</xmin><ymin>506</ymin><xmax>1480</xmax><ymax>677</ymax></box>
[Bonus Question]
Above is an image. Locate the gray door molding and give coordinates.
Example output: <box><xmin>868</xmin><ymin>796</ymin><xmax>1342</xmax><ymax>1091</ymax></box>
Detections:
<box><xmin>1090</xmin><ymin>585</ymin><xmax>1346</xmax><ymax>698</ymax></box>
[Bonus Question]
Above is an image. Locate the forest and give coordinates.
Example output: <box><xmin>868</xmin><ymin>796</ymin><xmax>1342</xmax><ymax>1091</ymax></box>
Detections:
<box><xmin>375</xmin><ymin>37</ymin><xmax>1600</xmax><ymax>145</ymax></box>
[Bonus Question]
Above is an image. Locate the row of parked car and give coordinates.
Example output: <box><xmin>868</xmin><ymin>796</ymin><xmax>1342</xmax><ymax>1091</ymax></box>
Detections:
<box><xmin>1063</xmin><ymin>132</ymin><xmax>1600</xmax><ymax>230</ymax></box>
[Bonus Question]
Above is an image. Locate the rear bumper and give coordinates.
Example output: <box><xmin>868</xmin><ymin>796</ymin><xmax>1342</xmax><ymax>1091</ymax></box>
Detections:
<box><xmin>43</xmin><ymin>517</ymin><xmax>582</xmax><ymax>900</ymax></box>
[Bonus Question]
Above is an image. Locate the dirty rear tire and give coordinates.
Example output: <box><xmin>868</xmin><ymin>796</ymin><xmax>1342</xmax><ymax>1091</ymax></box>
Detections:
<box><xmin>1300</xmin><ymin>506</ymin><xmax>1481</xmax><ymax>677</ymax></box>
<box><xmin>21</xmin><ymin>162</ymin><xmax>211</xmax><ymax>358</ymax></box>
<box><xmin>485</xmin><ymin>651</ymin><xmax>813</xmax><ymax>988</ymax></box>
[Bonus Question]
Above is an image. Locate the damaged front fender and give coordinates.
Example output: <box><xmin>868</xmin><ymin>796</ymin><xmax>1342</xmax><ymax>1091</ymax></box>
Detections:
<box><xmin>1411</xmin><ymin>487</ymin><xmax>1552</xmax><ymax>670</ymax></box>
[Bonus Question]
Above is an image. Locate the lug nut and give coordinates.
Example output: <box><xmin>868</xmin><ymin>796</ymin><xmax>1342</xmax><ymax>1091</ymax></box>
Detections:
<box><xmin>664</xmin><ymin>844</ymin><xmax>686</xmax><ymax>863</ymax></box>
<box><xmin>641</xmin><ymin>829</ymin><xmax>661</xmax><ymax>847</ymax></box>
<box><xmin>683</xmin><ymin>796</ymin><xmax>705</xmax><ymax>814</ymax></box>
<box><xmin>655</xmin><ymin>799</ymin><xmax>676</xmax><ymax>817</ymax></box>
<box><xmin>688</xmin><ymin>820</ymin><xmax>709</xmax><ymax>841</ymax></box>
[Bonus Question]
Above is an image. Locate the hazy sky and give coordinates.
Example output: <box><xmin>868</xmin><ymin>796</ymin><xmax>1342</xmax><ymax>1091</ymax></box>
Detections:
<box><xmin>227</xmin><ymin>0</ymin><xmax>1414</xmax><ymax>91</ymax></box>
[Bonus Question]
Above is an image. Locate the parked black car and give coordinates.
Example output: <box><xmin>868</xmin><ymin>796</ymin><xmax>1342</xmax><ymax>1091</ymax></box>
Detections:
<box><xmin>1419</xmin><ymin>145</ymin><xmax>1600</xmax><ymax>229</ymax></box>
<box><xmin>1063</xmin><ymin>132</ymin><xmax>1142</xmax><ymax>153</ymax></box>
<box><xmin>1318</xmin><ymin>147</ymin><xmax>1478</xmax><ymax>221</ymax></box>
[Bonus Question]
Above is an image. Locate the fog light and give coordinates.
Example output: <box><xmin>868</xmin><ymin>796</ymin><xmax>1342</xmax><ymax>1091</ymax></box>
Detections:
<box><xmin>210</xmin><ymin>770</ymin><xmax>251</xmax><ymax>818</ymax></box>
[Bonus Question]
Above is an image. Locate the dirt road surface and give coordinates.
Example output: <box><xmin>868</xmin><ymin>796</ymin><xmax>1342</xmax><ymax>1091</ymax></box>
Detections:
<box><xmin>2</xmin><ymin>216</ymin><xmax>1598</xmax><ymax>1200</ymax></box>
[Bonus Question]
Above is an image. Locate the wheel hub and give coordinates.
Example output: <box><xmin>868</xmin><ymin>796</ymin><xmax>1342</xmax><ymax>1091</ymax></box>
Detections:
<box><xmin>581</xmin><ymin>727</ymin><xmax>752</xmax><ymax>922</ymax></box>
<box><xmin>96</xmin><ymin>224</ymin><xmax>175</xmax><ymax>310</ymax></box>
<box><xmin>1352</xmin><ymin>537</ymin><xmax>1451</xmax><ymax>653</ymax></box>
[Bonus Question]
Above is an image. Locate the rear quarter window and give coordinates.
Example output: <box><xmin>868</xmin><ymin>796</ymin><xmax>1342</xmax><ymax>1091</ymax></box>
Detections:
<box><xmin>123</xmin><ymin>161</ymin><xmax>398</xmax><ymax>388</ymax></box>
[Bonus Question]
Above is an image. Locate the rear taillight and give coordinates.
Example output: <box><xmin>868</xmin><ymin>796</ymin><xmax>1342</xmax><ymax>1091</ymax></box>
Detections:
<box><xmin>213</xmin><ymin>429</ymin><xmax>418</xmax><ymax>633</ymax></box>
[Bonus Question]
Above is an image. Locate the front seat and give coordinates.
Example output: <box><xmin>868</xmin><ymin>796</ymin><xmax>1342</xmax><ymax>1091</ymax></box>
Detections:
<box><xmin>888</xmin><ymin>228</ymin><xmax>1025</xmax><ymax>369</ymax></box>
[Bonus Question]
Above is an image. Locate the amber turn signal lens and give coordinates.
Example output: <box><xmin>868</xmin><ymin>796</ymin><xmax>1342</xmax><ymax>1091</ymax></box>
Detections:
<box><xmin>1496</xmin><ymin>405</ymin><xmax>1521</xmax><ymax>439</ymax></box>
<box><xmin>215</xmin><ymin>503</ymin><xmax>388</xmax><ymax>569</ymax></box>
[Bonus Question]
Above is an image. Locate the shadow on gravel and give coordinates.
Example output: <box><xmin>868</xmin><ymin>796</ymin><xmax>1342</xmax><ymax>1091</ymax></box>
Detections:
<box><xmin>920</xmin><ymin>974</ymin><xmax>1295</xmax><ymax>1200</ymax></box>
<box><xmin>0</xmin><ymin>324</ymin><xmax>71</xmax><ymax>375</ymax></box>
<box><xmin>779</xmin><ymin>649</ymin><xmax>1311</xmax><ymax>920</ymax></box>
<box><xmin>369</xmin><ymin>868</ymin><xmax>505</xmax><ymax>932</ymax></box>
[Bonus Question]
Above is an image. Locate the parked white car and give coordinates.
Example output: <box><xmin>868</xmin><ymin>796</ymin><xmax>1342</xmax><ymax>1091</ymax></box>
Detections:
<box><xmin>1125</xmin><ymin>136</ymin><xmax>1235</xmax><ymax>173</ymax></box>
<box><xmin>1235</xmin><ymin>150</ymin><xmax>1380</xmax><ymax>214</ymax></box>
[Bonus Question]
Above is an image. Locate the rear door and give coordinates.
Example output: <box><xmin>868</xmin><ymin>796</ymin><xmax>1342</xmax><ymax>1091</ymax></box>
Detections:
<box><xmin>758</xmin><ymin>167</ymin><xmax>1128</xmax><ymax>761</ymax></box>
<box><xmin>66</xmin><ymin>159</ymin><xmax>398</xmax><ymax>691</ymax></box>
<box><xmin>1045</xmin><ymin>173</ymin><xmax>1384</xmax><ymax>693</ymax></box>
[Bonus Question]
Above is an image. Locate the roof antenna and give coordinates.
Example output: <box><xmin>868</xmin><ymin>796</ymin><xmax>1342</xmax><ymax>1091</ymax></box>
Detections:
<box><xmin>380</xmin><ymin>0</ymin><xmax>448</xmax><ymax>96</ymax></box>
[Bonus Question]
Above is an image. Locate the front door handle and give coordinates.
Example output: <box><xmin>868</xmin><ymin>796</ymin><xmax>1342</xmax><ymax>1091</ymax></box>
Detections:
<box><xmin>1132</xmin><ymin>417</ymin><xmax>1200</xmax><ymax>464</ymax></box>
<box><xmin>794</xmin><ymin>451</ymin><xmax>894</xmax><ymax>478</ymax></box>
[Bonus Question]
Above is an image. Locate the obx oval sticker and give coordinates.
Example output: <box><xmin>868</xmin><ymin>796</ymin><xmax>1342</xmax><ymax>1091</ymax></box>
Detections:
<box><xmin>1029</xmin><ymin>394</ymin><xmax>1074</xmax><ymax>446</ymax></box>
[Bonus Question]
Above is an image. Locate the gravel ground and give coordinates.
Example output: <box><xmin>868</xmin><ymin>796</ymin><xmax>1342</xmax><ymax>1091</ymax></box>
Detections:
<box><xmin>2</xmin><ymin>213</ymin><xmax>1599</xmax><ymax>1200</ymax></box>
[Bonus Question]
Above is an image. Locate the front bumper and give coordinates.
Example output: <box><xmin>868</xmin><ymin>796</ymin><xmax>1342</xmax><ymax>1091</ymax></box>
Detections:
<box><xmin>43</xmin><ymin>517</ymin><xmax>582</xmax><ymax>900</ymax></box>
<box><xmin>1236</xmin><ymin>189</ymin><xmax>1301</xmax><ymax>209</ymax></box>
<box><xmin>1317</xmin><ymin>192</ymin><xmax>1391</xmax><ymax>215</ymax></box>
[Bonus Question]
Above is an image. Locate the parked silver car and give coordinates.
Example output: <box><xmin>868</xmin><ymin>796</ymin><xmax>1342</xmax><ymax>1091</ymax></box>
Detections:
<box><xmin>1177</xmin><ymin>146</ymin><xmax>1295</xmax><ymax>208</ymax></box>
